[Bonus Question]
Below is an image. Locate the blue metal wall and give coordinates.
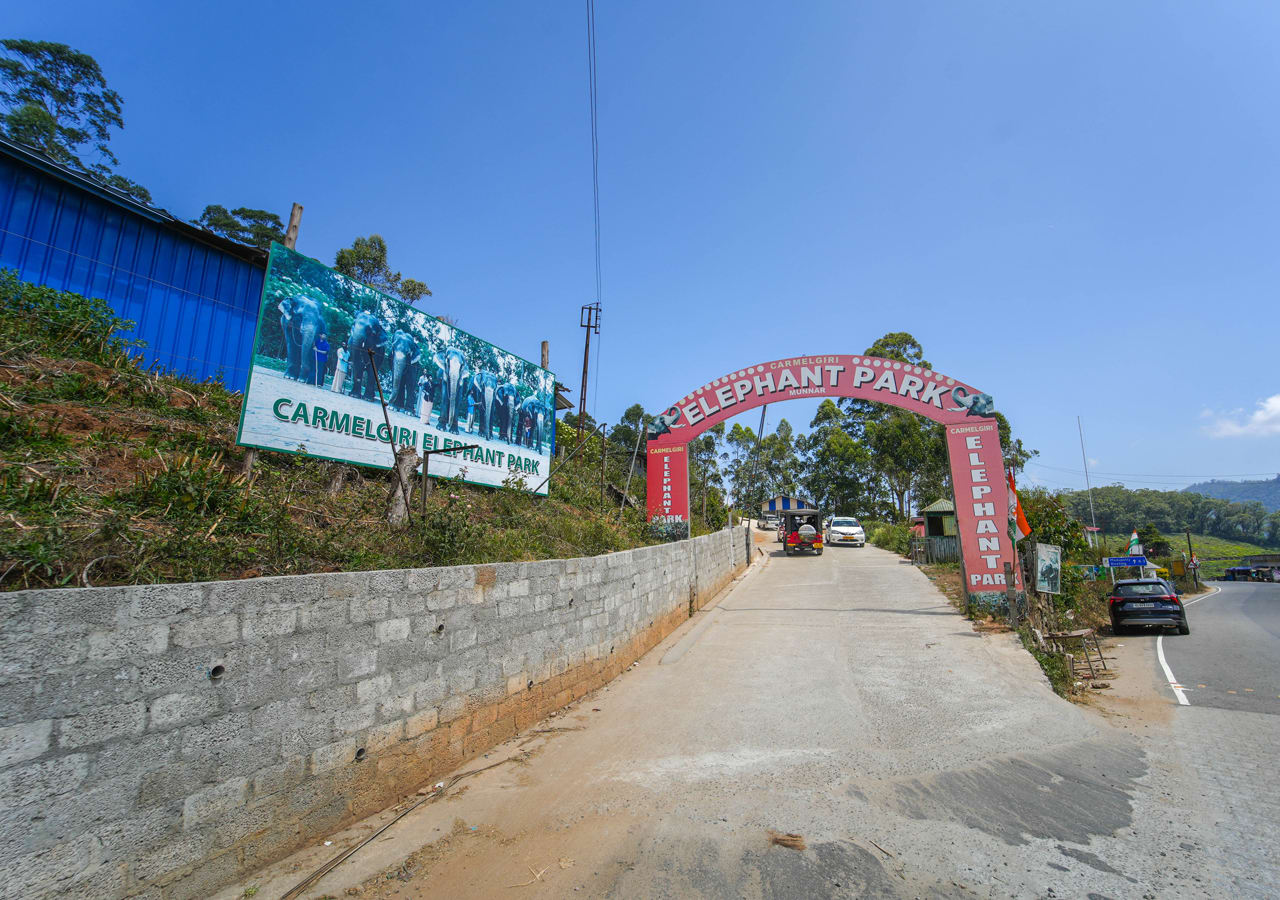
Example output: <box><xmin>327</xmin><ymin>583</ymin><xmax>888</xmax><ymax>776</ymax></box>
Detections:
<box><xmin>0</xmin><ymin>154</ymin><xmax>264</xmax><ymax>392</ymax></box>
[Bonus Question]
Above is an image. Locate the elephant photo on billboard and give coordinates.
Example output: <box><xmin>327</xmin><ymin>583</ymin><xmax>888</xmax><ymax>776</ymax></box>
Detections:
<box><xmin>387</xmin><ymin>330</ymin><xmax>422</xmax><ymax>414</ymax></box>
<box><xmin>494</xmin><ymin>381</ymin><xmax>521</xmax><ymax>443</ymax></box>
<box><xmin>437</xmin><ymin>346</ymin><xmax>470</xmax><ymax>434</ymax></box>
<box><xmin>467</xmin><ymin>371</ymin><xmax>501</xmax><ymax>440</ymax></box>
<box><xmin>278</xmin><ymin>296</ymin><xmax>327</xmax><ymax>383</ymax></box>
<box><xmin>345</xmin><ymin>311</ymin><xmax>387</xmax><ymax>402</ymax></box>
<box><xmin>517</xmin><ymin>395</ymin><xmax>548</xmax><ymax>453</ymax></box>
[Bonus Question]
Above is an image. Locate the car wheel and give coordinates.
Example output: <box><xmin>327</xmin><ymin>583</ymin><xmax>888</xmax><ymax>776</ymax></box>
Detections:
<box><xmin>816</xmin><ymin>548</ymin><xmax>823</xmax><ymax>555</ymax></box>
<box><xmin>1111</xmin><ymin>619</ymin><xmax>1125</xmax><ymax>636</ymax></box>
<box><xmin>1177</xmin><ymin>619</ymin><xmax>1190</xmax><ymax>636</ymax></box>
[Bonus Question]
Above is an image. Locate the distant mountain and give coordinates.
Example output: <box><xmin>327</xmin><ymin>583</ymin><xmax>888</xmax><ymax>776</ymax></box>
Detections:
<box><xmin>1184</xmin><ymin>475</ymin><xmax>1280</xmax><ymax>512</ymax></box>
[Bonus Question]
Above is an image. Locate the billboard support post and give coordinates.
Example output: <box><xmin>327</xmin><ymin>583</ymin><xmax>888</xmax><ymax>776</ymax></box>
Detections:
<box><xmin>367</xmin><ymin>349</ymin><xmax>414</xmax><ymax>528</ymax></box>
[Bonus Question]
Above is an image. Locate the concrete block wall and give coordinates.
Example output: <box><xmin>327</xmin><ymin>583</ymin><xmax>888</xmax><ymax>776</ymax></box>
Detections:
<box><xmin>0</xmin><ymin>526</ymin><xmax>748</xmax><ymax>899</ymax></box>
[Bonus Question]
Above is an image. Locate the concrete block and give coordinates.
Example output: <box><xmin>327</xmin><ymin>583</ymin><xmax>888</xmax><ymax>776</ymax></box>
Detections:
<box><xmin>252</xmin><ymin>755</ymin><xmax>306</xmax><ymax>799</ymax></box>
<box><xmin>0</xmin><ymin>719</ymin><xmax>51</xmax><ymax>768</ymax></box>
<box><xmin>182</xmin><ymin>776</ymin><xmax>248</xmax><ymax>829</ymax></box>
<box><xmin>169</xmin><ymin>614</ymin><xmax>239</xmax><ymax>649</ymax></box>
<box><xmin>449</xmin><ymin>627</ymin><xmax>477</xmax><ymax>652</ymax></box>
<box><xmin>438</xmin><ymin>566</ymin><xmax>475</xmax><ymax>591</ymax></box>
<box><xmin>334</xmin><ymin>703</ymin><xmax>377</xmax><ymax>735</ymax></box>
<box><xmin>338</xmin><ymin>648</ymin><xmax>378</xmax><ymax>682</ymax></box>
<box><xmin>355</xmin><ymin>673</ymin><xmax>394</xmax><ymax>705</ymax></box>
<box><xmin>406</xmin><ymin>568</ymin><xmax>440</xmax><ymax>593</ymax></box>
<box><xmin>131</xmin><ymin>832</ymin><xmax>207</xmax><ymax>882</ymax></box>
<box><xmin>376</xmin><ymin>617</ymin><xmax>411</xmax><ymax>644</ymax></box>
<box><xmin>412</xmin><ymin>677</ymin><xmax>447</xmax><ymax>709</ymax></box>
<box><xmin>389</xmin><ymin>592</ymin><xmax>426</xmax><ymax>617</ymax></box>
<box><xmin>134</xmin><ymin>653</ymin><xmax>206</xmax><ymax>695</ymax></box>
<box><xmin>86</xmin><ymin>624</ymin><xmax>168</xmax><ymax>661</ymax></box>
<box><xmin>241</xmin><ymin>608</ymin><xmax>298</xmax><ymax>642</ymax></box>
<box><xmin>129</xmin><ymin>583</ymin><xmax>203</xmax><ymax>621</ymax></box>
<box><xmin>57</xmin><ymin>700</ymin><xmax>146</xmax><ymax>749</ymax></box>
<box><xmin>310</xmin><ymin>737</ymin><xmax>361</xmax><ymax>774</ymax></box>
<box><xmin>149</xmin><ymin>692</ymin><xmax>217</xmax><ymax>731</ymax></box>
<box><xmin>0</xmin><ymin>754</ymin><xmax>88</xmax><ymax>810</ymax></box>
<box><xmin>348</xmin><ymin>595</ymin><xmax>389</xmax><ymax>624</ymax></box>
<box><xmin>425</xmin><ymin>588</ymin><xmax>460</xmax><ymax>612</ymax></box>
<box><xmin>366</xmin><ymin>720</ymin><xmax>403</xmax><ymax>753</ymax></box>
<box><xmin>297</xmin><ymin>598</ymin><xmax>348</xmax><ymax>632</ymax></box>
<box><xmin>405</xmin><ymin>708</ymin><xmax>438</xmax><ymax>738</ymax></box>
<box><xmin>161</xmin><ymin>847</ymin><xmax>245</xmax><ymax>900</ymax></box>
<box><xmin>0</xmin><ymin>835</ymin><xmax>98</xmax><ymax>897</ymax></box>
<box><xmin>378</xmin><ymin>693</ymin><xmax>414</xmax><ymax>720</ymax></box>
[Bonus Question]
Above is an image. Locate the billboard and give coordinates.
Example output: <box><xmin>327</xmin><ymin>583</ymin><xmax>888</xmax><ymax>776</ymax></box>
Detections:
<box><xmin>236</xmin><ymin>244</ymin><xmax>555</xmax><ymax>494</ymax></box>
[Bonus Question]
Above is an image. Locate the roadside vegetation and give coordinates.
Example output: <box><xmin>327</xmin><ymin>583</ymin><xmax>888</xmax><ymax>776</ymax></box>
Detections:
<box><xmin>0</xmin><ymin>273</ymin><xmax>685</xmax><ymax>591</ymax></box>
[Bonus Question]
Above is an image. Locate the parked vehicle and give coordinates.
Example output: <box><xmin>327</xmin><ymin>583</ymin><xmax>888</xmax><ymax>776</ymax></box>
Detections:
<box><xmin>1108</xmin><ymin>578</ymin><xmax>1189</xmax><ymax>635</ymax></box>
<box><xmin>825</xmin><ymin>516</ymin><xmax>865</xmax><ymax>547</ymax></box>
<box><xmin>782</xmin><ymin>511</ymin><xmax>824</xmax><ymax>556</ymax></box>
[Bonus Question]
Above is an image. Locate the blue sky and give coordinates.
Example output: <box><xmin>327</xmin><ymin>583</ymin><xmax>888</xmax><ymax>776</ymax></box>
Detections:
<box><xmin>15</xmin><ymin>1</ymin><xmax>1280</xmax><ymax>492</ymax></box>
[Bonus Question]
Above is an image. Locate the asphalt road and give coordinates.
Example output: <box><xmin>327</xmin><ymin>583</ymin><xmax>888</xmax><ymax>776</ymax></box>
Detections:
<box><xmin>1161</xmin><ymin>581</ymin><xmax>1280</xmax><ymax>714</ymax></box>
<box><xmin>225</xmin><ymin>539</ymin><xmax>1229</xmax><ymax>899</ymax></box>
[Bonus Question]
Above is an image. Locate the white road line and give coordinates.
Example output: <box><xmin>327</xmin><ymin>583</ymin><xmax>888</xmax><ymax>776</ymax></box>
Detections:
<box><xmin>1183</xmin><ymin>585</ymin><xmax>1221</xmax><ymax>606</ymax></box>
<box><xmin>1156</xmin><ymin>634</ymin><xmax>1190</xmax><ymax>706</ymax></box>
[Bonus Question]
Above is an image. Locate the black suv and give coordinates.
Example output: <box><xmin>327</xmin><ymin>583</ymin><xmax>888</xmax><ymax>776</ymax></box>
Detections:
<box><xmin>1108</xmin><ymin>578</ymin><xmax>1189</xmax><ymax>635</ymax></box>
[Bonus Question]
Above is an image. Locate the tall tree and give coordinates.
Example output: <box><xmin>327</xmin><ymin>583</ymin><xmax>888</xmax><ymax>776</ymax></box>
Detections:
<box><xmin>335</xmin><ymin>234</ymin><xmax>432</xmax><ymax>306</ymax></box>
<box><xmin>196</xmin><ymin>205</ymin><xmax>286</xmax><ymax>250</ymax></box>
<box><xmin>0</xmin><ymin>39</ymin><xmax>150</xmax><ymax>203</ymax></box>
<box><xmin>797</xmin><ymin>400</ymin><xmax>874</xmax><ymax>515</ymax></box>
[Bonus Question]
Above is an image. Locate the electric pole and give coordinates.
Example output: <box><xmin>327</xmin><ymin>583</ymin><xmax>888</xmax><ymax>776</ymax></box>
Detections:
<box><xmin>578</xmin><ymin>302</ymin><xmax>601</xmax><ymax>444</ymax></box>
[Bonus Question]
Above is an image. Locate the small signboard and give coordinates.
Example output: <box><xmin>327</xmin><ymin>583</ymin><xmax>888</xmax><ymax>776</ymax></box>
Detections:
<box><xmin>1034</xmin><ymin>543</ymin><xmax>1062</xmax><ymax>595</ymax></box>
<box><xmin>1104</xmin><ymin>555</ymin><xmax>1148</xmax><ymax>568</ymax></box>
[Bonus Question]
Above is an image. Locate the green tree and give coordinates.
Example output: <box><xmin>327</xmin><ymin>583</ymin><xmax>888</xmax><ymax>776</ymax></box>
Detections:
<box><xmin>797</xmin><ymin>400</ymin><xmax>874</xmax><ymax>515</ymax></box>
<box><xmin>610</xmin><ymin>403</ymin><xmax>649</xmax><ymax>454</ymax></box>
<box><xmin>196</xmin><ymin>205</ymin><xmax>286</xmax><ymax>250</ymax></box>
<box><xmin>334</xmin><ymin>235</ymin><xmax>433</xmax><ymax>306</ymax></box>
<box><xmin>0</xmin><ymin>39</ymin><xmax>150</xmax><ymax>203</ymax></box>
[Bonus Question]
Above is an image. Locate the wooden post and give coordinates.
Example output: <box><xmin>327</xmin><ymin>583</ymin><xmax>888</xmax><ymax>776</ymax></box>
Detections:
<box><xmin>240</xmin><ymin>202</ymin><xmax>304</xmax><ymax>479</ymax></box>
<box><xmin>367</xmin><ymin>349</ymin><xmax>414</xmax><ymax>527</ymax></box>
<box><xmin>541</xmin><ymin>340</ymin><xmax>549</xmax><ymax>369</ymax></box>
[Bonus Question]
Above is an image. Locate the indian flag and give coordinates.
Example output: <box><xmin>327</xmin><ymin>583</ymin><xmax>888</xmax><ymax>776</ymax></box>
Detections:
<box><xmin>1127</xmin><ymin>530</ymin><xmax>1142</xmax><ymax>555</ymax></box>
<box><xmin>1007</xmin><ymin>471</ymin><xmax>1031</xmax><ymax>542</ymax></box>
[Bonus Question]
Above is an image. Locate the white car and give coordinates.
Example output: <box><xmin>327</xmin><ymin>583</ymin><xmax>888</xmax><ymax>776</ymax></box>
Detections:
<box><xmin>825</xmin><ymin>516</ymin><xmax>865</xmax><ymax>547</ymax></box>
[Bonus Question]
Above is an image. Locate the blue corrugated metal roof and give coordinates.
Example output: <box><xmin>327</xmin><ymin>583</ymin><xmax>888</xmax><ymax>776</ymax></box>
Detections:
<box><xmin>0</xmin><ymin>138</ymin><xmax>267</xmax><ymax>392</ymax></box>
<box><xmin>763</xmin><ymin>495</ymin><xmax>814</xmax><ymax>513</ymax></box>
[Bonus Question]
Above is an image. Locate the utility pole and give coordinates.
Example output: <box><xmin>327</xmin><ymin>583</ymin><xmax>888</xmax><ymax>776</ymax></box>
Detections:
<box><xmin>1077</xmin><ymin>416</ymin><xmax>1098</xmax><ymax>547</ymax></box>
<box><xmin>1187</xmin><ymin>529</ymin><xmax>1199</xmax><ymax>589</ymax></box>
<box><xmin>240</xmin><ymin>202</ymin><xmax>303</xmax><ymax>478</ymax></box>
<box><xmin>578</xmin><ymin>302</ymin><xmax>601</xmax><ymax>444</ymax></box>
<box><xmin>747</xmin><ymin>404</ymin><xmax>768</xmax><ymax>516</ymax></box>
<box><xmin>599</xmin><ymin>424</ymin><xmax>609</xmax><ymax>503</ymax></box>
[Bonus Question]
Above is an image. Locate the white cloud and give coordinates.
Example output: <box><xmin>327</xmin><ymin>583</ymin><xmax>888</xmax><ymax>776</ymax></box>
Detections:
<box><xmin>1087</xmin><ymin>458</ymin><xmax>1099</xmax><ymax>467</ymax></box>
<box><xmin>1207</xmin><ymin>393</ymin><xmax>1280</xmax><ymax>438</ymax></box>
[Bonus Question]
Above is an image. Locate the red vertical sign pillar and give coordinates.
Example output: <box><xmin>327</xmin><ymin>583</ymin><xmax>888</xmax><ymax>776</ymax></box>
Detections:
<box><xmin>645</xmin><ymin>440</ymin><xmax>690</xmax><ymax>526</ymax></box>
<box><xmin>945</xmin><ymin>420</ymin><xmax>1023</xmax><ymax>612</ymax></box>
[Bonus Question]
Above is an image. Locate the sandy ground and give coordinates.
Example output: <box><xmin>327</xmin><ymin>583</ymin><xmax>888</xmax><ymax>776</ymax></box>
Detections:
<box><xmin>220</xmin><ymin>540</ymin><xmax>1237</xmax><ymax>900</ymax></box>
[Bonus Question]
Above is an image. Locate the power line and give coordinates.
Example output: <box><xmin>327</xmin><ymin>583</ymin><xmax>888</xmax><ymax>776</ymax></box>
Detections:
<box><xmin>584</xmin><ymin>0</ymin><xmax>604</xmax><ymax>424</ymax></box>
<box><xmin>586</xmin><ymin>0</ymin><xmax>603</xmax><ymax>306</ymax></box>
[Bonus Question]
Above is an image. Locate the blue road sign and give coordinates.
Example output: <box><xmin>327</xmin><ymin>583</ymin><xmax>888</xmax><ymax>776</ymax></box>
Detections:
<box><xmin>1104</xmin><ymin>555</ymin><xmax>1149</xmax><ymax>568</ymax></box>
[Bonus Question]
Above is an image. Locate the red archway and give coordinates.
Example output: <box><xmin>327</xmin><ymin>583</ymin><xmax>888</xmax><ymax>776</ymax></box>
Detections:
<box><xmin>646</xmin><ymin>354</ymin><xmax>1021</xmax><ymax>605</ymax></box>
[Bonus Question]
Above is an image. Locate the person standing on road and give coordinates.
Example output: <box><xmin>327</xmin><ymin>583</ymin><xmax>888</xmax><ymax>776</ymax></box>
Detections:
<box><xmin>312</xmin><ymin>333</ymin><xmax>330</xmax><ymax>387</ymax></box>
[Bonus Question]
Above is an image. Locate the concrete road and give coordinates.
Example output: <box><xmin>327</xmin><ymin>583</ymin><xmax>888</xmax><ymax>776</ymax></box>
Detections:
<box><xmin>224</xmin><ymin>545</ymin><xmax>1235</xmax><ymax>899</ymax></box>
<box><xmin>1136</xmin><ymin>582</ymin><xmax>1280</xmax><ymax>897</ymax></box>
<box><xmin>1160</xmin><ymin>582</ymin><xmax>1280</xmax><ymax>714</ymax></box>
